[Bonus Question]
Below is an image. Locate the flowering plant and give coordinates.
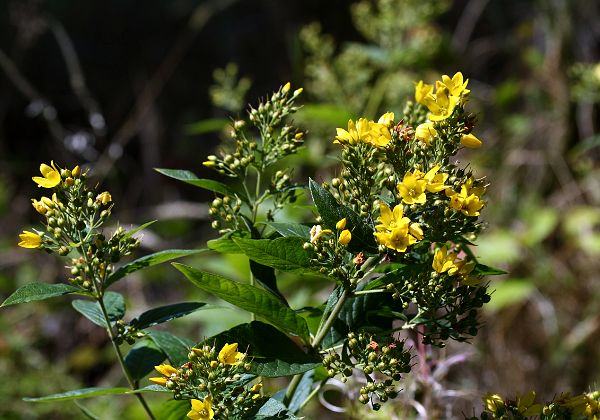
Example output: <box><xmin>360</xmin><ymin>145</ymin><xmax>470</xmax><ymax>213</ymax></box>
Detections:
<box><xmin>6</xmin><ymin>74</ymin><xmax>510</xmax><ymax>418</ymax></box>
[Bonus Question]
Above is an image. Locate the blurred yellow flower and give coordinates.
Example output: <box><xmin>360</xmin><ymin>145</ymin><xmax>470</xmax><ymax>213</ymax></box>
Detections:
<box><xmin>218</xmin><ymin>342</ymin><xmax>245</xmax><ymax>365</ymax></box>
<box><xmin>423</xmin><ymin>165</ymin><xmax>448</xmax><ymax>192</ymax></box>
<box><xmin>187</xmin><ymin>396</ymin><xmax>214</xmax><ymax>420</ymax></box>
<box><xmin>461</xmin><ymin>133</ymin><xmax>482</xmax><ymax>148</ymax></box>
<box><xmin>440</xmin><ymin>72</ymin><xmax>470</xmax><ymax>97</ymax></box>
<box><xmin>32</xmin><ymin>161</ymin><xmax>61</xmax><ymax>188</ymax></box>
<box><xmin>446</xmin><ymin>178</ymin><xmax>485</xmax><ymax>217</ymax></box>
<box><xmin>377</xmin><ymin>112</ymin><xmax>395</xmax><ymax>128</ymax></box>
<box><xmin>18</xmin><ymin>231</ymin><xmax>42</xmax><ymax>248</ymax></box>
<box><xmin>415</xmin><ymin>122</ymin><xmax>437</xmax><ymax>145</ymax></box>
<box><xmin>483</xmin><ymin>393</ymin><xmax>504</xmax><ymax>413</ymax></box>
<box><xmin>427</xmin><ymin>88</ymin><xmax>459</xmax><ymax>121</ymax></box>
<box><xmin>338</xmin><ymin>229</ymin><xmax>352</xmax><ymax>245</ymax></box>
<box><xmin>432</xmin><ymin>246</ymin><xmax>459</xmax><ymax>275</ymax></box>
<box><xmin>96</xmin><ymin>191</ymin><xmax>112</xmax><ymax>205</ymax></box>
<box><xmin>149</xmin><ymin>364</ymin><xmax>178</xmax><ymax>386</ymax></box>
<box><xmin>336</xmin><ymin>218</ymin><xmax>347</xmax><ymax>230</ymax></box>
<box><xmin>335</xmin><ymin>118</ymin><xmax>371</xmax><ymax>145</ymax></box>
<box><xmin>415</xmin><ymin>80</ymin><xmax>434</xmax><ymax>105</ymax></box>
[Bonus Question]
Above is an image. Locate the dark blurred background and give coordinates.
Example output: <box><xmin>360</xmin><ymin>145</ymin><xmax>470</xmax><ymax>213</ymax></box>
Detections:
<box><xmin>1</xmin><ymin>0</ymin><xmax>600</xmax><ymax>418</ymax></box>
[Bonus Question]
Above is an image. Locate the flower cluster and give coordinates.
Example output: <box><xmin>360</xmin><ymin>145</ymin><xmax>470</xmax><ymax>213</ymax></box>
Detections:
<box><xmin>150</xmin><ymin>342</ymin><xmax>267</xmax><ymax>419</ymax></box>
<box><xmin>18</xmin><ymin>162</ymin><xmax>139</xmax><ymax>293</ymax></box>
<box><xmin>304</xmin><ymin>218</ymin><xmax>359</xmax><ymax>286</ymax></box>
<box><xmin>476</xmin><ymin>390</ymin><xmax>600</xmax><ymax>420</ymax></box>
<box><xmin>316</xmin><ymin>72</ymin><xmax>491</xmax><ymax>347</ymax></box>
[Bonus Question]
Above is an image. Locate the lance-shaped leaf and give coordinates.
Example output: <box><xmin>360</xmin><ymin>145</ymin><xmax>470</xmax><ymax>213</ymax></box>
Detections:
<box><xmin>233</xmin><ymin>237</ymin><xmax>313</xmax><ymax>273</ymax></box>
<box><xmin>473</xmin><ymin>263</ymin><xmax>507</xmax><ymax>276</ymax></box>
<box><xmin>1</xmin><ymin>282</ymin><xmax>81</xmax><ymax>307</ymax></box>
<box><xmin>106</xmin><ymin>249</ymin><xmax>207</xmax><ymax>288</ymax></box>
<box><xmin>146</xmin><ymin>330</ymin><xmax>194</xmax><ymax>366</ymax></box>
<box><xmin>130</xmin><ymin>302</ymin><xmax>208</xmax><ymax>330</ymax></box>
<box><xmin>122</xmin><ymin>220</ymin><xmax>157</xmax><ymax>240</ymax></box>
<box><xmin>23</xmin><ymin>387</ymin><xmax>131</xmax><ymax>402</ymax></box>
<box><xmin>250</xmin><ymin>260</ymin><xmax>288</xmax><ymax>306</ymax></box>
<box><xmin>309</xmin><ymin>178</ymin><xmax>377</xmax><ymax>252</ymax></box>
<box><xmin>203</xmin><ymin>321</ymin><xmax>320</xmax><ymax>377</ymax></box>
<box><xmin>174</xmin><ymin>264</ymin><xmax>310</xmax><ymax>342</ymax></box>
<box><xmin>263</xmin><ymin>222</ymin><xmax>311</xmax><ymax>239</ymax></box>
<box><xmin>71</xmin><ymin>292</ymin><xmax>125</xmax><ymax>328</ymax></box>
<box><xmin>155</xmin><ymin>168</ymin><xmax>248</xmax><ymax>202</ymax></box>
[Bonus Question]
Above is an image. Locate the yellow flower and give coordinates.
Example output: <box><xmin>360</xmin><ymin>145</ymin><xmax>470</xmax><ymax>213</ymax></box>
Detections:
<box><xmin>18</xmin><ymin>230</ymin><xmax>42</xmax><ymax>248</ymax></box>
<box><xmin>366</xmin><ymin>121</ymin><xmax>392</xmax><ymax>147</ymax></box>
<box><xmin>415</xmin><ymin>122</ymin><xmax>437</xmax><ymax>145</ymax></box>
<box><xmin>218</xmin><ymin>342</ymin><xmax>245</xmax><ymax>365</ymax></box>
<box><xmin>398</xmin><ymin>170</ymin><xmax>427</xmax><ymax>205</ymax></box>
<box><xmin>338</xmin><ymin>229</ymin><xmax>352</xmax><ymax>245</ymax></box>
<box><xmin>282</xmin><ymin>82</ymin><xmax>291</xmax><ymax>93</ymax></box>
<box><xmin>446</xmin><ymin>178</ymin><xmax>485</xmax><ymax>217</ymax></box>
<box><xmin>72</xmin><ymin>165</ymin><xmax>81</xmax><ymax>177</ymax></box>
<box><xmin>415</xmin><ymin>80</ymin><xmax>434</xmax><ymax>105</ymax></box>
<box><xmin>149</xmin><ymin>364</ymin><xmax>178</xmax><ymax>386</ymax></box>
<box><xmin>432</xmin><ymin>246</ymin><xmax>460</xmax><ymax>275</ymax></box>
<box><xmin>374</xmin><ymin>203</ymin><xmax>422</xmax><ymax>252</ymax></box>
<box><xmin>31</xmin><ymin>198</ymin><xmax>49</xmax><ymax>215</ymax></box>
<box><xmin>96</xmin><ymin>191</ymin><xmax>112</xmax><ymax>205</ymax></box>
<box><xmin>334</xmin><ymin>118</ymin><xmax>371</xmax><ymax>145</ymax></box>
<box><xmin>427</xmin><ymin>86</ymin><xmax>459</xmax><ymax>121</ymax></box>
<box><xmin>483</xmin><ymin>393</ymin><xmax>504</xmax><ymax>413</ymax></box>
<box><xmin>377</xmin><ymin>112</ymin><xmax>395</xmax><ymax>128</ymax></box>
<box><xmin>32</xmin><ymin>161</ymin><xmax>61</xmax><ymax>188</ymax></box>
<box><xmin>187</xmin><ymin>395</ymin><xmax>214</xmax><ymax>420</ymax></box>
<box><xmin>423</xmin><ymin>165</ymin><xmax>448</xmax><ymax>193</ymax></box>
<box><xmin>461</xmin><ymin>133</ymin><xmax>482</xmax><ymax>148</ymax></box>
<box><xmin>440</xmin><ymin>72</ymin><xmax>470</xmax><ymax>97</ymax></box>
<box><xmin>336</xmin><ymin>218</ymin><xmax>347</xmax><ymax>230</ymax></box>
<box><xmin>202</xmin><ymin>160</ymin><xmax>216</xmax><ymax>168</ymax></box>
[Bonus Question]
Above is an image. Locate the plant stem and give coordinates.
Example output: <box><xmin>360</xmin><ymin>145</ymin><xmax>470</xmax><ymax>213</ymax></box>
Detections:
<box><xmin>96</xmin><ymin>295</ymin><xmax>156</xmax><ymax>420</ymax></box>
<box><xmin>312</xmin><ymin>288</ymin><xmax>350</xmax><ymax>349</ymax></box>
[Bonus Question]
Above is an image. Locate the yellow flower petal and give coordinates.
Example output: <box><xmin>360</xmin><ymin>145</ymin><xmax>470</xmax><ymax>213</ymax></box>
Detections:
<box><xmin>33</xmin><ymin>161</ymin><xmax>61</xmax><ymax>188</ymax></box>
<box><xmin>18</xmin><ymin>230</ymin><xmax>42</xmax><ymax>249</ymax></box>
<box><xmin>461</xmin><ymin>133</ymin><xmax>482</xmax><ymax>148</ymax></box>
<box><xmin>338</xmin><ymin>229</ymin><xmax>352</xmax><ymax>245</ymax></box>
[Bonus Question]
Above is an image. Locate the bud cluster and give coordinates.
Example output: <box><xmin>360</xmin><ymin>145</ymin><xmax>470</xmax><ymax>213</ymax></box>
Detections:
<box><xmin>113</xmin><ymin>320</ymin><xmax>146</xmax><ymax>345</ymax></box>
<box><xmin>150</xmin><ymin>343</ymin><xmax>267</xmax><ymax>418</ymax></box>
<box><xmin>19</xmin><ymin>162</ymin><xmax>140</xmax><ymax>296</ymax></box>
<box><xmin>207</xmin><ymin>194</ymin><xmax>243</xmax><ymax>234</ymax></box>
<box><xmin>323</xmin><ymin>332</ymin><xmax>411</xmax><ymax>410</ymax></box>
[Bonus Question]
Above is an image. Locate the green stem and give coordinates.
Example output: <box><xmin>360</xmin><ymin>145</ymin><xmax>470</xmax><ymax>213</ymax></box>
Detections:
<box><xmin>353</xmin><ymin>288</ymin><xmax>386</xmax><ymax>295</ymax></box>
<box><xmin>96</xmin><ymin>294</ymin><xmax>156</xmax><ymax>420</ymax></box>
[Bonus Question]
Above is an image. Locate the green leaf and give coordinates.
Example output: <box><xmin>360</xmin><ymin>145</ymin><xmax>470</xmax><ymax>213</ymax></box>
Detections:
<box><xmin>288</xmin><ymin>370</ymin><xmax>315</xmax><ymax>414</ymax></box>
<box><xmin>204</xmin><ymin>321</ymin><xmax>321</xmax><ymax>377</ymax></box>
<box><xmin>207</xmin><ymin>231</ymin><xmax>249</xmax><ymax>254</ymax></box>
<box><xmin>155</xmin><ymin>168</ymin><xmax>247</xmax><ymax>202</ymax></box>
<box><xmin>122</xmin><ymin>220</ymin><xmax>157</xmax><ymax>240</ymax></box>
<box><xmin>174</xmin><ymin>264</ymin><xmax>310</xmax><ymax>342</ymax></box>
<box><xmin>23</xmin><ymin>387</ymin><xmax>130</xmax><ymax>402</ymax></box>
<box><xmin>309</xmin><ymin>179</ymin><xmax>377</xmax><ymax>252</ymax></box>
<box><xmin>124</xmin><ymin>340</ymin><xmax>166</xmax><ymax>381</ymax></box>
<box><xmin>71</xmin><ymin>292</ymin><xmax>125</xmax><ymax>328</ymax></box>
<box><xmin>233</xmin><ymin>237</ymin><xmax>313</xmax><ymax>273</ymax></box>
<box><xmin>156</xmin><ymin>399</ymin><xmax>192</xmax><ymax>420</ymax></box>
<box><xmin>106</xmin><ymin>249</ymin><xmax>207</xmax><ymax>288</ymax></box>
<box><xmin>252</xmin><ymin>398</ymin><xmax>299</xmax><ymax>419</ymax></box>
<box><xmin>146</xmin><ymin>330</ymin><xmax>194</xmax><ymax>366</ymax></box>
<box><xmin>473</xmin><ymin>264</ymin><xmax>507</xmax><ymax>276</ymax></box>
<box><xmin>185</xmin><ymin>118</ymin><xmax>229</xmax><ymax>135</ymax></box>
<box><xmin>250</xmin><ymin>260</ymin><xmax>288</xmax><ymax>306</ymax></box>
<box><xmin>130</xmin><ymin>302</ymin><xmax>208</xmax><ymax>329</ymax></box>
<box><xmin>1</xmin><ymin>282</ymin><xmax>80</xmax><ymax>307</ymax></box>
<box><xmin>263</xmin><ymin>222</ymin><xmax>311</xmax><ymax>239</ymax></box>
